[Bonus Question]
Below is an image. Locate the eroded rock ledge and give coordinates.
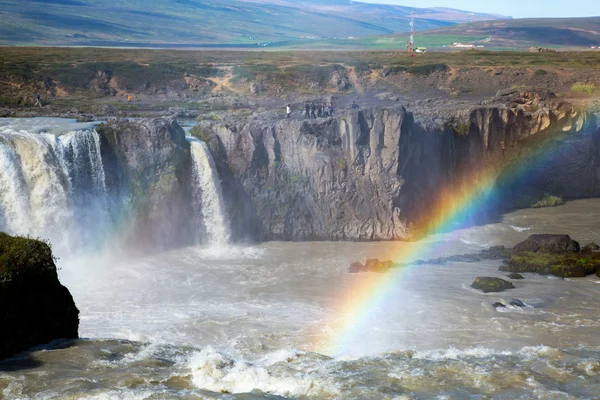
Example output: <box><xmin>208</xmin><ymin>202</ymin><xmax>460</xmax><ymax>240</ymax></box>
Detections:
<box><xmin>195</xmin><ymin>90</ymin><xmax>599</xmax><ymax>242</ymax></box>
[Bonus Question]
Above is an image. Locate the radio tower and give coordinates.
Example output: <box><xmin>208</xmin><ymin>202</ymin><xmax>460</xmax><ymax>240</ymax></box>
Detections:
<box><xmin>408</xmin><ymin>12</ymin><xmax>415</xmax><ymax>53</ymax></box>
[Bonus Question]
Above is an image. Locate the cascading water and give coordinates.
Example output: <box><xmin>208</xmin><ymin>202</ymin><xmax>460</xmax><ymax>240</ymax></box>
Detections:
<box><xmin>188</xmin><ymin>137</ymin><xmax>230</xmax><ymax>246</ymax></box>
<box><xmin>0</xmin><ymin>120</ymin><xmax>109</xmax><ymax>255</ymax></box>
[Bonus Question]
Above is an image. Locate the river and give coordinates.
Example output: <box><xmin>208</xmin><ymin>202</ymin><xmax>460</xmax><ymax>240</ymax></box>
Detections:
<box><xmin>1</xmin><ymin>119</ymin><xmax>600</xmax><ymax>399</ymax></box>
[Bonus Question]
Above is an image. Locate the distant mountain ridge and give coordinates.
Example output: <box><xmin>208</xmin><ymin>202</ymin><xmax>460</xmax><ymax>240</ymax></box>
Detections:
<box><xmin>0</xmin><ymin>0</ymin><xmax>508</xmax><ymax>46</ymax></box>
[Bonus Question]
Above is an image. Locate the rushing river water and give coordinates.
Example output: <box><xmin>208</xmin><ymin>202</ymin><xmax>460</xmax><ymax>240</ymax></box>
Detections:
<box><xmin>1</xmin><ymin>119</ymin><xmax>600</xmax><ymax>399</ymax></box>
<box><xmin>1</xmin><ymin>200</ymin><xmax>599</xmax><ymax>399</ymax></box>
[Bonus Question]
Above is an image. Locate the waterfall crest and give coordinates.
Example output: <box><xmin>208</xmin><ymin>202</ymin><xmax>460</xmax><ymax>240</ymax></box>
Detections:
<box><xmin>188</xmin><ymin>138</ymin><xmax>230</xmax><ymax>246</ymax></box>
<box><xmin>0</xmin><ymin>126</ymin><xmax>108</xmax><ymax>255</ymax></box>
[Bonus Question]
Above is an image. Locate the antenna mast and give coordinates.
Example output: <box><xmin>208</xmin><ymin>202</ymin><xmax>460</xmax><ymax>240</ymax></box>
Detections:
<box><xmin>408</xmin><ymin>11</ymin><xmax>414</xmax><ymax>53</ymax></box>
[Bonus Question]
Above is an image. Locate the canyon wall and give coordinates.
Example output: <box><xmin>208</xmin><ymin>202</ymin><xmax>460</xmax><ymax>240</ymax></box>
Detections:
<box><xmin>196</xmin><ymin>90</ymin><xmax>599</xmax><ymax>241</ymax></box>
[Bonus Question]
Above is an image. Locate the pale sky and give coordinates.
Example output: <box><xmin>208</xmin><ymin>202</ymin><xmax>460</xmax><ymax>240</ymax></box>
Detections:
<box><xmin>358</xmin><ymin>0</ymin><xmax>600</xmax><ymax>19</ymax></box>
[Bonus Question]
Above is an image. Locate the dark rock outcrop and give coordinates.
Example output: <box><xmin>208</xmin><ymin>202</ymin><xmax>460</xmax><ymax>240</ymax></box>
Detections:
<box><xmin>508</xmin><ymin>273</ymin><xmax>525</xmax><ymax>280</ymax></box>
<box><xmin>0</xmin><ymin>233</ymin><xmax>79</xmax><ymax>360</ymax></box>
<box><xmin>582</xmin><ymin>242</ymin><xmax>600</xmax><ymax>254</ymax></box>
<box><xmin>97</xmin><ymin>118</ymin><xmax>193</xmax><ymax>250</ymax></box>
<box><xmin>513</xmin><ymin>234</ymin><xmax>580</xmax><ymax>253</ymax></box>
<box><xmin>472</xmin><ymin>277</ymin><xmax>515</xmax><ymax>293</ymax></box>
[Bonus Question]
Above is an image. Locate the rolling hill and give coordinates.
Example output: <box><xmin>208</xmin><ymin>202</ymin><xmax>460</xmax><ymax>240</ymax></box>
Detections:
<box><xmin>420</xmin><ymin>17</ymin><xmax>600</xmax><ymax>49</ymax></box>
<box><xmin>0</xmin><ymin>0</ymin><xmax>507</xmax><ymax>46</ymax></box>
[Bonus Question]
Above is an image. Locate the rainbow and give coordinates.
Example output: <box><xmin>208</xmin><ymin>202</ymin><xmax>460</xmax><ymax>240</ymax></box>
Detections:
<box><xmin>317</xmin><ymin>127</ymin><xmax>587</xmax><ymax>356</ymax></box>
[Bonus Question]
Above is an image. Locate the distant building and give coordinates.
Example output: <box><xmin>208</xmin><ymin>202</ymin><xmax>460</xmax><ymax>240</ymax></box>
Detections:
<box><xmin>451</xmin><ymin>42</ymin><xmax>475</xmax><ymax>48</ymax></box>
<box><xmin>528</xmin><ymin>47</ymin><xmax>557</xmax><ymax>53</ymax></box>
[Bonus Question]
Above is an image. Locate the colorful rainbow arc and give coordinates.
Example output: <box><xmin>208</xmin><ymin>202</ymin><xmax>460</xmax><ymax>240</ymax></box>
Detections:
<box><xmin>316</xmin><ymin>127</ymin><xmax>587</xmax><ymax>356</ymax></box>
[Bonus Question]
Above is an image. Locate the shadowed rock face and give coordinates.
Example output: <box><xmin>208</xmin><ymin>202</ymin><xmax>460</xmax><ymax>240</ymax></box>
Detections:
<box><xmin>0</xmin><ymin>233</ymin><xmax>79</xmax><ymax>360</ymax></box>
<box><xmin>196</xmin><ymin>91</ymin><xmax>599</xmax><ymax>242</ymax></box>
<box><xmin>199</xmin><ymin>106</ymin><xmax>450</xmax><ymax>241</ymax></box>
<box><xmin>97</xmin><ymin>118</ymin><xmax>193</xmax><ymax>250</ymax></box>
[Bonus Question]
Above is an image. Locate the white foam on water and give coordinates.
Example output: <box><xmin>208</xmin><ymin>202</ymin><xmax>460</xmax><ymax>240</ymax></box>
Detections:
<box><xmin>509</xmin><ymin>225</ymin><xmax>531</xmax><ymax>232</ymax></box>
<box><xmin>412</xmin><ymin>346</ymin><xmax>514</xmax><ymax>361</ymax></box>
<box><xmin>187</xmin><ymin>346</ymin><xmax>338</xmax><ymax>397</ymax></box>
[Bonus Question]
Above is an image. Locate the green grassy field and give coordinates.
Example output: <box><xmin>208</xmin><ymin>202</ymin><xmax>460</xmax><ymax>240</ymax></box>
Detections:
<box><xmin>3</xmin><ymin>47</ymin><xmax>600</xmax><ymax>70</ymax></box>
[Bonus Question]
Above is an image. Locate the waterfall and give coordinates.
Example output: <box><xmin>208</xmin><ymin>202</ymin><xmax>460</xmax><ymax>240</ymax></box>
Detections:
<box><xmin>188</xmin><ymin>138</ymin><xmax>230</xmax><ymax>246</ymax></box>
<box><xmin>0</xmin><ymin>125</ymin><xmax>109</xmax><ymax>255</ymax></box>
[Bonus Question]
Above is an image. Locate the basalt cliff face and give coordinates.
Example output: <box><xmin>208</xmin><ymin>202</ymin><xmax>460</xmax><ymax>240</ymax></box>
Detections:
<box><xmin>97</xmin><ymin>118</ymin><xmax>194</xmax><ymax>250</ymax></box>
<box><xmin>196</xmin><ymin>91</ymin><xmax>599</xmax><ymax>241</ymax></box>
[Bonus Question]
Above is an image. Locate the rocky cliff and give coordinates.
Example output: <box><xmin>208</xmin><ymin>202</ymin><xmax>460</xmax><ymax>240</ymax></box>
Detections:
<box><xmin>195</xmin><ymin>90</ymin><xmax>599</xmax><ymax>241</ymax></box>
<box><xmin>97</xmin><ymin>118</ymin><xmax>194</xmax><ymax>250</ymax></box>
<box><xmin>0</xmin><ymin>233</ymin><xmax>79</xmax><ymax>360</ymax></box>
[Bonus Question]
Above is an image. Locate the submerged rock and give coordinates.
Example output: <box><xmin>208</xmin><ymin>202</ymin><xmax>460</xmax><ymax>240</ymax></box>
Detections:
<box><xmin>492</xmin><ymin>302</ymin><xmax>506</xmax><ymax>309</ymax></box>
<box><xmin>509</xmin><ymin>299</ymin><xmax>526</xmax><ymax>307</ymax></box>
<box><xmin>0</xmin><ymin>233</ymin><xmax>79</xmax><ymax>360</ymax></box>
<box><xmin>348</xmin><ymin>262</ymin><xmax>367</xmax><ymax>273</ymax></box>
<box><xmin>471</xmin><ymin>277</ymin><xmax>515</xmax><ymax>293</ymax></box>
<box><xmin>508</xmin><ymin>273</ymin><xmax>525</xmax><ymax>280</ymax></box>
<box><xmin>513</xmin><ymin>234</ymin><xmax>580</xmax><ymax>253</ymax></box>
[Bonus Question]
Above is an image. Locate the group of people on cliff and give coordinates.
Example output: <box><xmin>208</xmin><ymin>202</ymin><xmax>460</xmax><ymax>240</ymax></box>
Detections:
<box><xmin>303</xmin><ymin>101</ymin><xmax>334</xmax><ymax>119</ymax></box>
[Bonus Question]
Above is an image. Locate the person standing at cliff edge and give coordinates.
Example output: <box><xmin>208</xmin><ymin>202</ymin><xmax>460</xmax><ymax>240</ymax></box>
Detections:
<box><xmin>286</xmin><ymin>104</ymin><xmax>291</xmax><ymax>119</ymax></box>
<box><xmin>34</xmin><ymin>93</ymin><xmax>42</xmax><ymax>108</ymax></box>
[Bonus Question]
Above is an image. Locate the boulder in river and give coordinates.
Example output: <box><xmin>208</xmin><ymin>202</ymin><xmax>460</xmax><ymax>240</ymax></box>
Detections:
<box><xmin>501</xmin><ymin>252</ymin><xmax>598</xmax><ymax>277</ymax></box>
<box><xmin>471</xmin><ymin>277</ymin><xmax>515</xmax><ymax>293</ymax></box>
<box><xmin>365</xmin><ymin>259</ymin><xmax>394</xmax><ymax>273</ymax></box>
<box><xmin>513</xmin><ymin>234</ymin><xmax>580</xmax><ymax>253</ymax></box>
<box><xmin>582</xmin><ymin>242</ymin><xmax>600</xmax><ymax>254</ymax></box>
<box><xmin>508</xmin><ymin>273</ymin><xmax>525</xmax><ymax>280</ymax></box>
<box><xmin>0</xmin><ymin>233</ymin><xmax>79</xmax><ymax>360</ymax></box>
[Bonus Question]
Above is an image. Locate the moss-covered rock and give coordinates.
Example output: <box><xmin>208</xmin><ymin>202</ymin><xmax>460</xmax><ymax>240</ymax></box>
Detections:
<box><xmin>0</xmin><ymin>233</ymin><xmax>79</xmax><ymax>360</ymax></box>
<box><xmin>531</xmin><ymin>194</ymin><xmax>564</xmax><ymax>208</ymax></box>
<box><xmin>472</xmin><ymin>277</ymin><xmax>515</xmax><ymax>293</ymax></box>
<box><xmin>508</xmin><ymin>273</ymin><xmax>525</xmax><ymax>280</ymax></box>
<box><xmin>512</xmin><ymin>192</ymin><xmax>564</xmax><ymax>209</ymax></box>
<box><xmin>582</xmin><ymin>242</ymin><xmax>600</xmax><ymax>254</ymax></box>
<box><xmin>500</xmin><ymin>251</ymin><xmax>600</xmax><ymax>278</ymax></box>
